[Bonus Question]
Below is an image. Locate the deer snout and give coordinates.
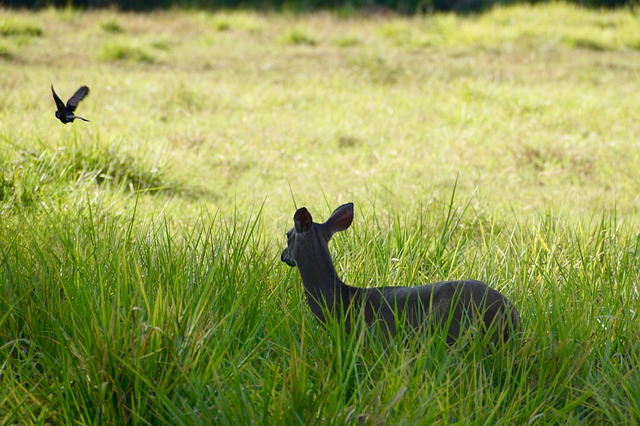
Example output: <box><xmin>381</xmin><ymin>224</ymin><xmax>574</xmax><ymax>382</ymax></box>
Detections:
<box><xmin>281</xmin><ymin>248</ymin><xmax>296</xmax><ymax>267</ymax></box>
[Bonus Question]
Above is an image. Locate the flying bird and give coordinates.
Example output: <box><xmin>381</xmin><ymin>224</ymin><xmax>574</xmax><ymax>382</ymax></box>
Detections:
<box><xmin>51</xmin><ymin>85</ymin><xmax>90</xmax><ymax>124</ymax></box>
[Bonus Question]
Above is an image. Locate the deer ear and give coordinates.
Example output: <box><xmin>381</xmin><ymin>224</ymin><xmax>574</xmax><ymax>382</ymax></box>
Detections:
<box><xmin>325</xmin><ymin>202</ymin><xmax>354</xmax><ymax>235</ymax></box>
<box><xmin>294</xmin><ymin>207</ymin><xmax>313</xmax><ymax>233</ymax></box>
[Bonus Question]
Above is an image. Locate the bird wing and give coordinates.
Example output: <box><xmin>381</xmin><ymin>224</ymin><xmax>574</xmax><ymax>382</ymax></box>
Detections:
<box><xmin>66</xmin><ymin>86</ymin><xmax>90</xmax><ymax>112</ymax></box>
<box><xmin>51</xmin><ymin>85</ymin><xmax>66</xmax><ymax>110</ymax></box>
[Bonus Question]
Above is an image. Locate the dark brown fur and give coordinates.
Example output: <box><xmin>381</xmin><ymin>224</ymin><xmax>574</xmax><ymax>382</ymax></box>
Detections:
<box><xmin>281</xmin><ymin>203</ymin><xmax>519</xmax><ymax>344</ymax></box>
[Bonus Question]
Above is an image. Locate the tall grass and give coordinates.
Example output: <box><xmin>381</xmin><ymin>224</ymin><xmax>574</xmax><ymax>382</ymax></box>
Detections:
<box><xmin>1</xmin><ymin>194</ymin><xmax>638</xmax><ymax>423</ymax></box>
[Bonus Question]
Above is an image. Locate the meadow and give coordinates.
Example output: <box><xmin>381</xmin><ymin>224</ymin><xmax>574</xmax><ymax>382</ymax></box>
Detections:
<box><xmin>1</xmin><ymin>3</ymin><xmax>639</xmax><ymax>424</ymax></box>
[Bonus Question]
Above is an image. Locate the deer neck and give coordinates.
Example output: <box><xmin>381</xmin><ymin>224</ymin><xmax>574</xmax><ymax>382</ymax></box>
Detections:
<box><xmin>295</xmin><ymin>242</ymin><xmax>351</xmax><ymax>321</ymax></box>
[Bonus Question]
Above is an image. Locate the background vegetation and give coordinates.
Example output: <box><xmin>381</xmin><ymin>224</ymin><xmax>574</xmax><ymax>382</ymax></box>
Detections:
<box><xmin>1</xmin><ymin>0</ymin><xmax>636</xmax><ymax>13</ymax></box>
<box><xmin>1</xmin><ymin>3</ymin><xmax>639</xmax><ymax>424</ymax></box>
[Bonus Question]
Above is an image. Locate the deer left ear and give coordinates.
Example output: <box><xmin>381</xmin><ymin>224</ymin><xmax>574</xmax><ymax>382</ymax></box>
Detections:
<box><xmin>294</xmin><ymin>207</ymin><xmax>313</xmax><ymax>233</ymax></box>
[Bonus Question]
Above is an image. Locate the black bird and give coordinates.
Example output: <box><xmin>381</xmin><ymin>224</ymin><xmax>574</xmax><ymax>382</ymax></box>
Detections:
<box><xmin>51</xmin><ymin>85</ymin><xmax>90</xmax><ymax>124</ymax></box>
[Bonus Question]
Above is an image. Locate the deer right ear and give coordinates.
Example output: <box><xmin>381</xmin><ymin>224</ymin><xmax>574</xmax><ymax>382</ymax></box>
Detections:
<box><xmin>294</xmin><ymin>207</ymin><xmax>313</xmax><ymax>233</ymax></box>
<box><xmin>325</xmin><ymin>202</ymin><xmax>354</xmax><ymax>235</ymax></box>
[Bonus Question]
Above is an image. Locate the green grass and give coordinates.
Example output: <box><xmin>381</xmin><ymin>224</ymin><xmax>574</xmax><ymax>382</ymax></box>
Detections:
<box><xmin>100</xmin><ymin>17</ymin><xmax>125</xmax><ymax>34</ymax></box>
<box><xmin>1</xmin><ymin>196</ymin><xmax>638</xmax><ymax>423</ymax></box>
<box><xmin>279</xmin><ymin>27</ymin><xmax>319</xmax><ymax>45</ymax></box>
<box><xmin>100</xmin><ymin>41</ymin><xmax>158</xmax><ymax>63</ymax></box>
<box><xmin>0</xmin><ymin>41</ymin><xmax>11</xmax><ymax>58</ymax></box>
<box><xmin>1</xmin><ymin>3</ymin><xmax>640</xmax><ymax>424</ymax></box>
<box><xmin>0</xmin><ymin>17</ymin><xmax>43</xmax><ymax>37</ymax></box>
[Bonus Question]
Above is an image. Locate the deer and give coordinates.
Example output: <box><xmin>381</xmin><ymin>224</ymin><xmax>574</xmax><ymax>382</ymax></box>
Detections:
<box><xmin>281</xmin><ymin>202</ymin><xmax>520</xmax><ymax>345</ymax></box>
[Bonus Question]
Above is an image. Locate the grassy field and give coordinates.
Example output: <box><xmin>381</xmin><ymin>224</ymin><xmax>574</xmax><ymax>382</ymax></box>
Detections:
<box><xmin>1</xmin><ymin>3</ymin><xmax>639</xmax><ymax>424</ymax></box>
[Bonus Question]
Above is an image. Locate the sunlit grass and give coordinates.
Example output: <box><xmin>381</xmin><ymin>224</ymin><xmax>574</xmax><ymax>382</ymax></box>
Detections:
<box><xmin>100</xmin><ymin>17</ymin><xmax>125</xmax><ymax>34</ymax></box>
<box><xmin>100</xmin><ymin>40</ymin><xmax>158</xmax><ymax>62</ymax></box>
<box><xmin>279</xmin><ymin>27</ymin><xmax>319</xmax><ymax>45</ymax></box>
<box><xmin>1</xmin><ymin>4</ymin><xmax>638</xmax><ymax>222</ymax></box>
<box><xmin>1</xmin><ymin>3</ymin><xmax>640</xmax><ymax>424</ymax></box>
<box><xmin>1</xmin><ymin>194</ymin><xmax>638</xmax><ymax>423</ymax></box>
<box><xmin>0</xmin><ymin>17</ymin><xmax>43</xmax><ymax>37</ymax></box>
